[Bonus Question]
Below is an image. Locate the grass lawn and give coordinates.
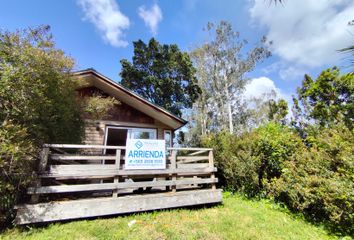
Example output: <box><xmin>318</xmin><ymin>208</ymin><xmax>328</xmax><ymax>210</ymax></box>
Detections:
<box><xmin>1</xmin><ymin>193</ymin><xmax>336</xmax><ymax>240</ymax></box>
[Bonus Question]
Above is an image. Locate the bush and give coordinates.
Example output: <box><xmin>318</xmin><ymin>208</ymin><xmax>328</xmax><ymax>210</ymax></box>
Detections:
<box><xmin>0</xmin><ymin>122</ymin><xmax>37</xmax><ymax>227</ymax></box>
<box><xmin>0</xmin><ymin>26</ymin><xmax>84</xmax><ymax>144</ymax></box>
<box><xmin>202</xmin><ymin>122</ymin><xmax>302</xmax><ymax>197</ymax></box>
<box><xmin>202</xmin><ymin>131</ymin><xmax>260</xmax><ymax>195</ymax></box>
<box><xmin>202</xmin><ymin>122</ymin><xmax>353</xmax><ymax>236</ymax></box>
<box><xmin>269</xmin><ymin>124</ymin><xmax>354</xmax><ymax>236</ymax></box>
<box><xmin>0</xmin><ymin>26</ymin><xmax>84</xmax><ymax>228</ymax></box>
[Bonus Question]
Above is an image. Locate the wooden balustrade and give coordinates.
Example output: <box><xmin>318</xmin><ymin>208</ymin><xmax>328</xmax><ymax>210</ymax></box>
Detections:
<box><xmin>16</xmin><ymin>144</ymin><xmax>222</xmax><ymax>224</ymax></box>
<box><xmin>29</xmin><ymin>144</ymin><xmax>217</xmax><ymax>199</ymax></box>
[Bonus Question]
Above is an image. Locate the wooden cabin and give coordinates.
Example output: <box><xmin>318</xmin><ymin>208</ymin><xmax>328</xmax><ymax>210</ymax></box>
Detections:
<box><xmin>15</xmin><ymin>69</ymin><xmax>222</xmax><ymax>224</ymax></box>
<box><xmin>74</xmin><ymin>68</ymin><xmax>186</xmax><ymax>149</ymax></box>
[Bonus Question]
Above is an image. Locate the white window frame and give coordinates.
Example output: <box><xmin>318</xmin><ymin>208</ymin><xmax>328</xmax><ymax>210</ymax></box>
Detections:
<box><xmin>104</xmin><ymin>126</ymin><xmax>157</xmax><ymax>148</ymax></box>
<box><xmin>129</xmin><ymin>128</ymin><xmax>157</xmax><ymax>139</ymax></box>
<box><xmin>102</xmin><ymin>126</ymin><xmax>157</xmax><ymax>165</ymax></box>
<box><xmin>164</xmin><ymin>130</ymin><xmax>173</xmax><ymax>148</ymax></box>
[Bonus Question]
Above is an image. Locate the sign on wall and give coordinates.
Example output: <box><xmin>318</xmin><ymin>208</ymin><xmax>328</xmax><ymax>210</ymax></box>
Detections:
<box><xmin>125</xmin><ymin>139</ymin><xmax>166</xmax><ymax>169</ymax></box>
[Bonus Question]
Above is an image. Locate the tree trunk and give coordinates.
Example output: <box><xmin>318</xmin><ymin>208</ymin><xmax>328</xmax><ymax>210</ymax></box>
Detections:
<box><xmin>225</xmin><ymin>80</ymin><xmax>233</xmax><ymax>134</ymax></box>
<box><xmin>227</xmin><ymin>99</ymin><xmax>233</xmax><ymax>134</ymax></box>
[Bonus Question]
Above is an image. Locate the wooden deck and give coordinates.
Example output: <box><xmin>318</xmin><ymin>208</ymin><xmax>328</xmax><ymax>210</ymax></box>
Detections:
<box><xmin>15</xmin><ymin>144</ymin><xmax>222</xmax><ymax>224</ymax></box>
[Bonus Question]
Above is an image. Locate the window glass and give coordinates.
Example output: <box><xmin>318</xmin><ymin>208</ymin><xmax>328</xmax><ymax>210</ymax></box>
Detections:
<box><xmin>129</xmin><ymin>128</ymin><xmax>156</xmax><ymax>139</ymax></box>
<box><xmin>164</xmin><ymin>130</ymin><xmax>172</xmax><ymax>148</ymax></box>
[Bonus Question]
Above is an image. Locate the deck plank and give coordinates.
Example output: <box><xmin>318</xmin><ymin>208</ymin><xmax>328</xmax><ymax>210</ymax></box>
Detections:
<box><xmin>28</xmin><ymin>178</ymin><xmax>218</xmax><ymax>194</ymax></box>
<box><xmin>41</xmin><ymin>167</ymin><xmax>217</xmax><ymax>179</ymax></box>
<box><xmin>16</xmin><ymin>189</ymin><xmax>222</xmax><ymax>224</ymax></box>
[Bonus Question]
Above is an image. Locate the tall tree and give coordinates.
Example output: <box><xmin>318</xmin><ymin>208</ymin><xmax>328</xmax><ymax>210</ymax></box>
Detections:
<box><xmin>293</xmin><ymin>67</ymin><xmax>353</xmax><ymax>130</ymax></box>
<box><xmin>190</xmin><ymin>21</ymin><xmax>271</xmax><ymax>135</ymax></box>
<box><xmin>268</xmin><ymin>98</ymin><xmax>288</xmax><ymax>124</ymax></box>
<box><xmin>120</xmin><ymin>38</ymin><xmax>201</xmax><ymax>117</ymax></box>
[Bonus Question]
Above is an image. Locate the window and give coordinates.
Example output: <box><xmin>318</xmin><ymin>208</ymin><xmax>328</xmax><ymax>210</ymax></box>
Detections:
<box><xmin>164</xmin><ymin>130</ymin><xmax>172</xmax><ymax>149</ymax></box>
<box><xmin>104</xmin><ymin>126</ymin><xmax>157</xmax><ymax>149</ymax></box>
<box><xmin>129</xmin><ymin>128</ymin><xmax>156</xmax><ymax>139</ymax></box>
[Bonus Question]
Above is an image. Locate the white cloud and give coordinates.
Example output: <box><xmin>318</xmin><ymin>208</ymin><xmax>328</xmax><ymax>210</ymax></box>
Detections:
<box><xmin>250</xmin><ymin>0</ymin><xmax>354</xmax><ymax>67</ymax></box>
<box><xmin>244</xmin><ymin>77</ymin><xmax>281</xmax><ymax>100</ymax></box>
<box><xmin>278</xmin><ymin>66</ymin><xmax>306</xmax><ymax>81</ymax></box>
<box><xmin>78</xmin><ymin>0</ymin><xmax>130</xmax><ymax>47</ymax></box>
<box><xmin>262</xmin><ymin>61</ymin><xmax>306</xmax><ymax>81</ymax></box>
<box><xmin>138</xmin><ymin>3</ymin><xmax>163</xmax><ymax>35</ymax></box>
<box><xmin>244</xmin><ymin>77</ymin><xmax>294</xmax><ymax>120</ymax></box>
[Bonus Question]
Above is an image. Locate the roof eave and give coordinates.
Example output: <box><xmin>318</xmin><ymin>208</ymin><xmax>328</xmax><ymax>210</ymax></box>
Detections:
<box><xmin>73</xmin><ymin>69</ymin><xmax>188</xmax><ymax>130</ymax></box>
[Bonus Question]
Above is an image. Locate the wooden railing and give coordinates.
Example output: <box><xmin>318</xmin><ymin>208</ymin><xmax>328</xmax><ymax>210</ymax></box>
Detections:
<box><xmin>29</xmin><ymin>144</ymin><xmax>217</xmax><ymax>202</ymax></box>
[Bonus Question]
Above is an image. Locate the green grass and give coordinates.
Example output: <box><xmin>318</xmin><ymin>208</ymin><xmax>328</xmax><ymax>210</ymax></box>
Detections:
<box><xmin>1</xmin><ymin>193</ymin><xmax>337</xmax><ymax>240</ymax></box>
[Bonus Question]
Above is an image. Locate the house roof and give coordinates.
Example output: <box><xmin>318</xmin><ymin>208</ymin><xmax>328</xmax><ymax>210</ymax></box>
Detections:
<box><xmin>73</xmin><ymin>68</ymin><xmax>188</xmax><ymax>130</ymax></box>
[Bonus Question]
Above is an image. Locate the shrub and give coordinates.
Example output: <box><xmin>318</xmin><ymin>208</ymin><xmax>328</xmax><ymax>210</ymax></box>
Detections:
<box><xmin>269</xmin><ymin>124</ymin><xmax>354</xmax><ymax>236</ymax></box>
<box><xmin>202</xmin><ymin>122</ymin><xmax>353</xmax><ymax>236</ymax></box>
<box><xmin>202</xmin><ymin>122</ymin><xmax>302</xmax><ymax>197</ymax></box>
<box><xmin>0</xmin><ymin>26</ymin><xmax>84</xmax><ymax>144</ymax></box>
<box><xmin>254</xmin><ymin>123</ymin><xmax>302</xmax><ymax>191</ymax></box>
<box><xmin>202</xmin><ymin>131</ymin><xmax>260</xmax><ymax>195</ymax></box>
<box><xmin>0</xmin><ymin>122</ymin><xmax>37</xmax><ymax>227</ymax></box>
<box><xmin>0</xmin><ymin>26</ymin><xmax>84</xmax><ymax>228</ymax></box>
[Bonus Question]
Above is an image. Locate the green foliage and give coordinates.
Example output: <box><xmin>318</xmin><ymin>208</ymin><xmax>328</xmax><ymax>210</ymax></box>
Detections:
<box><xmin>202</xmin><ymin>123</ymin><xmax>301</xmax><ymax>197</ymax></box>
<box><xmin>269</xmin><ymin>124</ymin><xmax>354</xmax><ymax>236</ymax></box>
<box><xmin>0</xmin><ymin>26</ymin><xmax>84</xmax><ymax>227</ymax></box>
<box><xmin>82</xmin><ymin>94</ymin><xmax>120</xmax><ymax>120</ymax></box>
<box><xmin>295</xmin><ymin>68</ymin><xmax>354</xmax><ymax>130</ymax></box>
<box><xmin>120</xmin><ymin>38</ymin><xmax>201</xmax><ymax>117</ymax></box>
<box><xmin>189</xmin><ymin>21</ymin><xmax>271</xmax><ymax>135</ymax></box>
<box><xmin>0</xmin><ymin>26</ymin><xmax>84</xmax><ymax>144</ymax></box>
<box><xmin>254</xmin><ymin>123</ymin><xmax>302</xmax><ymax>189</ymax></box>
<box><xmin>0</xmin><ymin>122</ymin><xmax>37</xmax><ymax>227</ymax></box>
<box><xmin>202</xmin><ymin>131</ymin><xmax>261</xmax><ymax>195</ymax></box>
<box><xmin>268</xmin><ymin>98</ymin><xmax>288</xmax><ymax>124</ymax></box>
<box><xmin>202</xmin><ymin>122</ymin><xmax>354</xmax><ymax>236</ymax></box>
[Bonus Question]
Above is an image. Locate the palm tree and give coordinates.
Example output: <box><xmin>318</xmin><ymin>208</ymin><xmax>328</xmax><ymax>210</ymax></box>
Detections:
<box><xmin>339</xmin><ymin>20</ymin><xmax>354</xmax><ymax>70</ymax></box>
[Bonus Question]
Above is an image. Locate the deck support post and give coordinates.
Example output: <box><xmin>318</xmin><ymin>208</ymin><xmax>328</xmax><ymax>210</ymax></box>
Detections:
<box><xmin>209</xmin><ymin>150</ymin><xmax>216</xmax><ymax>190</ymax></box>
<box><xmin>171</xmin><ymin>150</ymin><xmax>177</xmax><ymax>193</ymax></box>
<box><xmin>193</xmin><ymin>176</ymin><xmax>198</xmax><ymax>187</ymax></box>
<box><xmin>31</xmin><ymin>147</ymin><xmax>49</xmax><ymax>203</ymax></box>
<box><xmin>112</xmin><ymin>149</ymin><xmax>121</xmax><ymax>198</ymax></box>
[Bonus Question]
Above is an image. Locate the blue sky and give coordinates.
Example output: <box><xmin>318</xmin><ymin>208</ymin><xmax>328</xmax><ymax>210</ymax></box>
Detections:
<box><xmin>1</xmin><ymin>0</ymin><xmax>353</xmax><ymax>103</ymax></box>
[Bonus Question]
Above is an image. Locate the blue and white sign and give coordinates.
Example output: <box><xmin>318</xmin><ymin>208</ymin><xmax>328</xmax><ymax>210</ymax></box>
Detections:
<box><xmin>125</xmin><ymin>139</ymin><xmax>166</xmax><ymax>169</ymax></box>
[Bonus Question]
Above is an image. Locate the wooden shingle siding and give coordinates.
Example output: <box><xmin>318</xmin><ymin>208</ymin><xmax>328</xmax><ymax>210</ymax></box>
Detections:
<box><xmin>77</xmin><ymin>86</ymin><xmax>155</xmax><ymax>124</ymax></box>
<box><xmin>83</xmin><ymin>120</ymin><xmax>173</xmax><ymax>148</ymax></box>
<box><xmin>78</xmin><ymin>88</ymin><xmax>174</xmax><ymax>147</ymax></box>
<box><xmin>84</xmin><ymin>121</ymin><xmax>104</xmax><ymax>145</ymax></box>
<box><xmin>155</xmin><ymin>119</ymin><xmax>172</xmax><ymax>141</ymax></box>
<box><xmin>83</xmin><ymin>121</ymin><xmax>105</xmax><ymax>154</ymax></box>
<box><xmin>105</xmin><ymin>102</ymin><xmax>155</xmax><ymax>124</ymax></box>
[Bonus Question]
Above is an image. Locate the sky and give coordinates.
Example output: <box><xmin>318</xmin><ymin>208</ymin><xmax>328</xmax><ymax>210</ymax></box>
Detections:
<box><xmin>1</xmin><ymin>0</ymin><xmax>353</xmax><ymax>105</ymax></box>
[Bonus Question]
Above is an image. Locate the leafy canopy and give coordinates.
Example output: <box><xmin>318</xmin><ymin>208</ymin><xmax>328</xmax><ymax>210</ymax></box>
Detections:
<box><xmin>268</xmin><ymin>98</ymin><xmax>288</xmax><ymax>124</ymax></box>
<box><xmin>0</xmin><ymin>26</ymin><xmax>84</xmax><ymax>144</ymax></box>
<box><xmin>295</xmin><ymin>67</ymin><xmax>353</xmax><ymax>130</ymax></box>
<box><xmin>188</xmin><ymin>21</ymin><xmax>271</xmax><ymax>137</ymax></box>
<box><xmin>120</xmin><ymin>38</ymin><xmax>201</xmax><ymax>117</ymax></box>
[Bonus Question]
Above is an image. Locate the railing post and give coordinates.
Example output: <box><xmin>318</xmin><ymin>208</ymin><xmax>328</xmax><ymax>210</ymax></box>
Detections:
<box><xmin>39</xmin><ymin>147</ymin><xmax>50</xmax><ymax>173</ymax></box>
<box><xmin>209</xmin><ymin>150</ymin><xmax>216</xmax><ymax>190</ymax></box>
<box><xmin>112</xmin><ymin>149</ymin><xmax>121</xmax><ymax>197</ymax></box>
<box><xmin>171</xmin><ymin>150</ymin><xmax>177</xmax><ymax>193</ymax></box>
<box><xmin>31</xmin><ymin>147</ymin><xmax>49</xmax><ymax>203</ymax></box>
